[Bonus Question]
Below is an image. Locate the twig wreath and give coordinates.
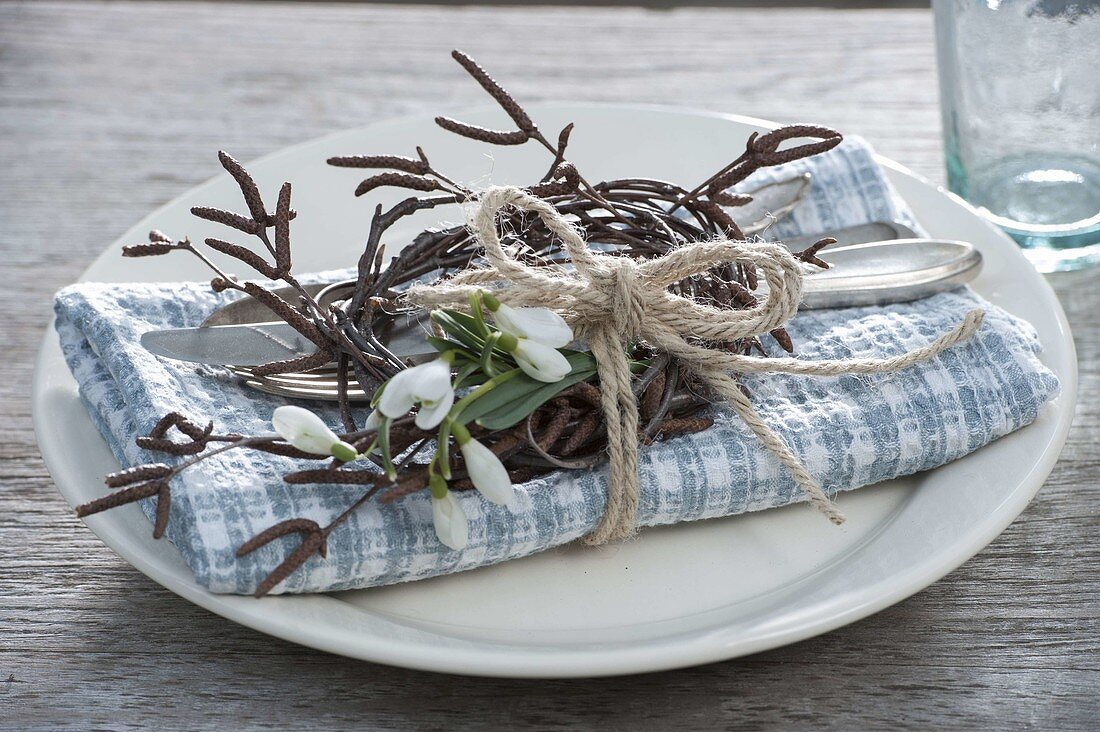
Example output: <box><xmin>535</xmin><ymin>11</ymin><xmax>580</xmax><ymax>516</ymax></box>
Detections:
<box><xmin>75</xmin><ymin>51</ymin><xmax>982</xmax><ymax>596</ymax></box>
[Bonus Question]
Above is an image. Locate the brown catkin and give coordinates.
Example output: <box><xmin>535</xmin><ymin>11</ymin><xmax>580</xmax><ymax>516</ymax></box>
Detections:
<box><xmin>327</xmin><ymin>155</ymin><xmax>429</xmax><ymax>174</ymax></box>
<box><xmin>75</xmin><ymin>481</ymin><xmax>163</xmax><ymax>517</ymax></box>
<box><xmin>450</xmin><ymin>49</ymin><xmax>536</xmax><ymax>133</ymax></box>
<box><xmin>354</xmin><ymin>172</ymin><xmax>440</xmax><ymax>198</ymax></box>
<box><xmin>152</xmin><ymin>483</ymin><xmax>171</xmax><ymax>539</ymax></box>
<box><xmin>204</xmin><ymin>238</ymin><xmax>280</xmax><ymax>279</ymax></box>
<box><xmin>122</xmin><ymin>243</ymin><xmax>176</xmax><ymax>257</ymax></box>
<box><xmin>274</xmin><ymin>182</ymin><xmax>292</xmax><ymax>273</ymax></box>
<box><xmin>217</xmin><ymin>150</ymin><xmax>268</xmax><ymax>223</ymax></box>
<box><xmin>236</xmin><ymin>518</ymin><xmax>322</xmax><ymax>557</ymax></box>
<box><xmin>284</xmin><ymin>469</ymin><xmax>381</xmax><ymax>485</ymax></box>
<box><xmin>135</xmin><ymin>436</ymin><xmax>207</xmax><ymax>455</ymax></box>
<box><xmin>434</xmin><ymin>117</ymin><xmax>529</xmax><ymax>146</ymax></box>
<box><xmin>190</xmin><ymin>206</ymin><xmax>262</xmax><ymax>235</ymax></box>
<box><xmin>105</xmin><ymin>463</ymin><xmax>173</xmax><ymax>488</ymax></box>
<box><xmin>251</xmin><ymin>532</ymin><xmax>326</xmax><ymax>598</ymax></box>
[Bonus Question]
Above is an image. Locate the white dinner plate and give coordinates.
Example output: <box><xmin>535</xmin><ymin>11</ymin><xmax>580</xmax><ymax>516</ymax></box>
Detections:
<box><xmin>33</xmin><ymin>105</ymin><xmax>1076</xmax><ymax>678</ymax></box>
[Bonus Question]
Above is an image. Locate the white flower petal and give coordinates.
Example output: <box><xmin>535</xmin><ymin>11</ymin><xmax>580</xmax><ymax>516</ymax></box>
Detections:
<box><xmin>495</xmin><ymin>304</ymin><xmax>573</xmax><ymax>347</ymax></box>
<box><xmin>415</xmin><ymin>388</ymin><xmax>454</xmax><ymax>430</ymax></box>
<box><xmin>377</xmin><ymin>368</ymin><xmax>418</xmax><ymax>418</ymax></box>
<box><xmin>460</xmin><ymin>438</ymin><xmax>515</xmax><ymax>506</ymax></box>
<box><xmin>272</xmin><ymin>405</ymin><xmax>341</xmax><ymax>456</ymax></box>
<box><xmin>432</xmin><ymin>491</ymin><xmax>469</xmax><ymax>550</ymax></box>
<box><xmin>380</xmin><ymin>359</ymin><xmax>456</xmax><ymax>425</ymax></box>
<box><xmin>514</xmin><ymin>339</ymin><xmax>571</xmax><ymax>383</ymax></box>
<box><xmin>363</xmin><ymin>409</ymin><xmax>382</xmax><ymax>431</ymax></box>
<box><xmin>409</xmin><ymin>359</ymin><xmax>453</xmax><ymax>403</ymax></box>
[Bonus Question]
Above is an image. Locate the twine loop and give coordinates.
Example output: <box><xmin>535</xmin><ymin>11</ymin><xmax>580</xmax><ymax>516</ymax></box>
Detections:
<box><xmin>408</xmin><ymin>186</ymin><xmax>985</xmax><ymax>544</ymax></box>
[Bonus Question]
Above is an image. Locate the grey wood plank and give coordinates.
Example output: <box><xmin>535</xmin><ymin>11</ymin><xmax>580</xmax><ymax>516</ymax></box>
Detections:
<box><xmin>1</xmin><ymin>2</ymin><xmax>1097</xmax><ymax>729</ymax></box>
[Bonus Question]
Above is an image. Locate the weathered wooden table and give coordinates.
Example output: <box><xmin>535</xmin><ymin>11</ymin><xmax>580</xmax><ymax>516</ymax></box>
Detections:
<box><xmin>3</xmin><ymin>2</ymin><xmax>1097</xmax><ymax>728</ymax></box>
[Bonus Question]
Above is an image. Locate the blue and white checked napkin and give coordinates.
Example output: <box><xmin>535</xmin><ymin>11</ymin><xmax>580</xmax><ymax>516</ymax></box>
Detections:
<box><xmin>54</xmin><ymin>139</ymin><xmax>1060</xmax><ymax>595</ymax></box>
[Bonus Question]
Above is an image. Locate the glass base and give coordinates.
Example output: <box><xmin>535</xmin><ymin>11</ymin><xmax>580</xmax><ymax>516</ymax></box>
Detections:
<box><xmin>1017</xmin><ymin>238</ymin><xmax>1100</xmax><ymax>273</ymax></box>
<box><xmin>948</xmin><ymin>152</ymin><xmax>1100</xmax><ymax>272</ymax></box>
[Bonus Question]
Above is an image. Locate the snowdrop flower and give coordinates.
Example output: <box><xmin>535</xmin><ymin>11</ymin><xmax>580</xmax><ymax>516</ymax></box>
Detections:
<box><xmin>453</xmin><ymin>423</ymin><xmax>515</xmax><ymax>506</ymax></box>
<box><xmin>359</xmin><ymin>409</ymin><xmax>382</xmax><ymax>454</ymax></box>
<box><xmin>430</xmin><ymin>476</ymin><xmax>469</xmax><ymax>551</ymax></box>
<box><xmin>492</xmin><ymin>302</ymin><xmax>573</xmax><ymax>348</ymax></box>
<box><xmin>512</xmin><ymin>338</ymin><xmax>571</xmax><ymax>383</ymax></box>
<box><xmin>272</xmin><ymin>406</ymin><xmax>357</xmax><ymax>462</ymax></box>
<box><xmin>377</xmin><ymin>358</ymin><xmax>455</xmax><ymax>429</ymax></box>
<box><xmin>363</xmin><ymin>409</ymin><xmax>381</xmax><ymax>431</ymax></box>
<box><xmin>482</xmin><ymin>293</ymin><xmax>574</xmax><ymax>383</ymax></box>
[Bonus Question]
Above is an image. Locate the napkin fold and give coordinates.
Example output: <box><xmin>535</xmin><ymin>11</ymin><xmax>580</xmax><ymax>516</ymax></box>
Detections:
<box><xmin>54</xmin><ymin>138</ymin><xmax>1060</xmax><ymax>594</ymax></box>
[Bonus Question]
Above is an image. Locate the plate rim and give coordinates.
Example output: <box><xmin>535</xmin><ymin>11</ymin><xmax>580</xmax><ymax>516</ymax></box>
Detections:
<box><xmin>32</xmin><ymin>102</ymin><xmax>1078</xmax><ymax>678</ymax></box>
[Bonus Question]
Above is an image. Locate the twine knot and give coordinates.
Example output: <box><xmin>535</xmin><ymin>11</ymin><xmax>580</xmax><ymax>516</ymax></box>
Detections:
<box><xmin>605</xmin><ymin>258</ymin><xmax>646</xmax><ymax>340</ymax></box>
<box><xmin>408</xmin><ymin>186</ymin><xmax>985</xmax><ymax>544</ymax></box>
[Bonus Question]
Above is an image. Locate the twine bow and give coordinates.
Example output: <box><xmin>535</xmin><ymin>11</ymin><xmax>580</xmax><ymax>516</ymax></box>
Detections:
<box><xmin>409</xmin><ymin>186</ymin><xmax>985</xmax><ymax>544</ymax></box>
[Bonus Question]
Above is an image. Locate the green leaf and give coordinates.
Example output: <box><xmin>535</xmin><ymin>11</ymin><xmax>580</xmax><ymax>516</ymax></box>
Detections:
<box><xmin>451</xmin><ymin>361</ymin><xmax>482</xmax><ymax>389</ymax></box>
<box><xmin>446</xmin><ymin>309</ymin><xmax>483</xmax><ymax>332</ymax></box>
<box><xmin>430</xmin><ymin>310</ymin><xmax>485</xmax><ymax>352</ymax></box>
<box><xmin>480</xmin><ymin>331</ymin><xmax>502</xmax><ymax>377</ymax></box>
<box><xmin>425</xmin><ymin>335</ymin><xmax>476</xmax><ymax>361</ymax></box>
<box><xmin>467</xmin><ymin>291</ymin><xmax>490</xmax><ymax>336</ymax></box>
<box><xmin>459</xmin><ymin>352</ymin><xmax>599</xmax><ymax>430</ymax></box>
<box><xmin>559</xmin><ymin>349</ymin><xmax>597</xmax><ymax>369</ymax></box>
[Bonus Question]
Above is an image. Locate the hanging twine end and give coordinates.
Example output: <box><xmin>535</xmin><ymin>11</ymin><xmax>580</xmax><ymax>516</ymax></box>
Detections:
<box><xmin>805</xmin><ymin>481</ymin><xmax>846</xmax><ymax>526</ymax></box>
<box><xmin>963</xmin><ymin>308</ymin><xmax>985</xmax><ymax>335</ymax></box>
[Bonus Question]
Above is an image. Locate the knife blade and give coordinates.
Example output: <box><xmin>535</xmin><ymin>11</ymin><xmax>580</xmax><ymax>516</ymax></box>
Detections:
<box><xmin>141</xmin><ymin>322</ymin><xmax>324</xmax><ymax>367</ymax></box>
<box><xmin>141</xmin><ymin>310</ymin><xmax>435</xmax><ymax>367</ymax></box>
<box><xmin>140</xmin><ymin>238</ymin><xmax>981</xmax><ymax>367</ymax></box>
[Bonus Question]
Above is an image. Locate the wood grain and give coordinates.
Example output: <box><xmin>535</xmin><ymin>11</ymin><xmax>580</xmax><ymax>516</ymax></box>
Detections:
<box><xmin>2</xmin><ymin>2</ymin><xmax>1097</xmax><ymax>729</ymax></box>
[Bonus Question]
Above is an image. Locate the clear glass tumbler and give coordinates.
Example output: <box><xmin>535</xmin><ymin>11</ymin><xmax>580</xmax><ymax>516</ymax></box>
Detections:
<box><xmin>933</xmin><ymin>0</ymin><xmax>1100</xmax><ymax>272</ymax></box>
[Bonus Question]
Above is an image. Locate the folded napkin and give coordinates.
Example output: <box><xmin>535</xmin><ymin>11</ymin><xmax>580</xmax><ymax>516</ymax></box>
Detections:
<box><xmin>54</xmin><ymin>139</ymin><xmax>1060</xmax><ymax>595</ymax></box>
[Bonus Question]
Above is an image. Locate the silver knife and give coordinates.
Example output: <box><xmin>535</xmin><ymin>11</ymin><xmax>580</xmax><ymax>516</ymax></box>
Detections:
<box><xmin>142</xmin><ymin>310</ymin><xmax>431</xmax><ymax>367</ymax></box>
<box><xmin>140</xmin><ymin>238</ymin><xmax>982</xmax><ymax>367</ymax></box>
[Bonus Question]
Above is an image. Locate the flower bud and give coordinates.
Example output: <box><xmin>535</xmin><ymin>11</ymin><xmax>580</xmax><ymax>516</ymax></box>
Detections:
<box><xmin>430</xmin><ymin>479</ymin><xmax>469</xmax><ymax>551</ymax></box>
<box><xmin>272</xmin><ymin>406</ymin><xmax>357</xmax><ymax>460</ymax></box>
<box><xmin>493</xmin><ymin>303</ymin><xmax>573</xmax><ymax>348</ymax></box>
<box><xmin>454</xmin><ymin>425</ymin><xmax>515</xmax><ymax>506</ymax></box>
<box><xmin>513</xmin><ymin>338</ymin><xmax>571</xmax><ymax>383</ymax></box>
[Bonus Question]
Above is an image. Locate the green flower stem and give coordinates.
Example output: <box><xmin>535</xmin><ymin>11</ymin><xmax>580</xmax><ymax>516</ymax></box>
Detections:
<box><xmin>451</xmin><ymin>368</ymin><xmax>523</xmax><ymax>421</ymax></box>
<box><xmin>434</xmin><ymin>367</ymin><xmax>522</xmax><ymax>480</ymax></box>
<box><xmin>450</xmin><ymin>421</ymin><xmax>473</xmax><ymax>447</ymax></box>
<box><xmin>330</xmin><ymin>441</ymin><xmax>358</xmax><ymax>463</ymax></box>
<box><xmin>377</xmin><ymin>415</ymin><xmax>398</xmax><ymax>480</ymax></box>
<box><xmin>429</xmin><ymin>472</ymin><xmax>448</xmax><ymax>500</ymax></box>
<box><xmin>482</xmin><ymin>290</ymin><xmax>501</xmax><ymax>312</ymax></box>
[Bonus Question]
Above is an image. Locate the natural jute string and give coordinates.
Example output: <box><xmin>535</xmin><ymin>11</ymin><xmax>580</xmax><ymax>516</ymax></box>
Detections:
<box><xmin>408</xmin><ymin>186</ymin><xmax>985</xmax><ymax>544</ymax></box>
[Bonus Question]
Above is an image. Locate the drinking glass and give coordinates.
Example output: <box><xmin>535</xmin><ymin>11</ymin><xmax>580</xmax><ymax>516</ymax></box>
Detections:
<box><xmin>933</xmin><ymin>0</ymin><xmax>1100</xmax><ymax>272</ymax></box>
